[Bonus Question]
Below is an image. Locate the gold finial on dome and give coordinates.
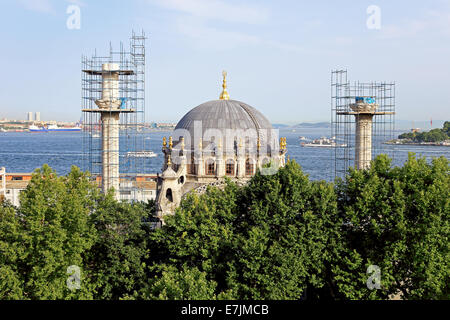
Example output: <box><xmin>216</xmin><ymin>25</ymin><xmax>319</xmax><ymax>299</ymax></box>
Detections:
<box><xmin>167</xmin><ymin>154</ymin><xmax>172</xmax><ymax>165</ymax></box>
<box><xmin>169</xmin><ymin>136</ymin><xmax>173</xmax><ymax>148</ymax></box>
<box><xmin>163</xmin><ymin>136</ymin><xmax>167</xmax><ymax>147</ymax></box>
<box><xmin>219</xmin><ymin>70</ymin><xmax>230</xmax><ymax>100</ymax></box>
<box><xmin>280</xmin><ymin>137</ymin><xmax>287</xmax><ymax>150</ymax></box>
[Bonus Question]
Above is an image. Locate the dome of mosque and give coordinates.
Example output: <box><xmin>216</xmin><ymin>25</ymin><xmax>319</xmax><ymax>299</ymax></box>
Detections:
<box><xmin>174</xmin><ymin>71</ymin><xmax>275</xmax><ymax>151</ymax></box>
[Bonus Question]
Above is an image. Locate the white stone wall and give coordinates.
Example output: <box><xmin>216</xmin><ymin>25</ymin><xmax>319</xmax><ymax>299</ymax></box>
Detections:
<box><xmin>5</xmin><ymin>187</ymin><xmax>22</xmax><ymax>207</ymax></box>
<box><xmin>120</xmin><ymin>189</ymin><xmax>156</xmax><ymax>202</ymax></box>
<box><xmin>0</xmin><ymin>167</ymin><xmax>5</xmax><ymax>200</ymax></box>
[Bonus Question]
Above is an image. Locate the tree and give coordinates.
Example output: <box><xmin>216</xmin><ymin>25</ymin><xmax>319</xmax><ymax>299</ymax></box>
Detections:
<box><xmin>0</xmin><ymin>164</ymin><xmax>154</xmax><ymax>300</ymax></box>
<box><xmin>85</xmin><ymin>195</ymin><xmax>152</xmax><ymax>299</ymax></box>
<box><xmin>1</xmin><ymin>157</ymin><xmax>448</xmax><ymax>300</ymax></box>
<box><xmin>148</xmin><ymin>180</ymin><xmax>240</xmax><ymax>299</ymax></box>
<box><xmin>230</xmin><ymin>162</ymin><xmax>340</xmax><ymax>299</ymax></box>
<box><xmin>145</xmin><ymin>265</ymin><xmax>222</xmax><ymax>300</ymax></box>
<box><xmin>334</xmin><ymin>154</ymin><xmax>449</xmax><ymax>299</ymax></box>
<box><xmin>398</xmin><ymin>122</ymin><xmax>449</xmax><ymax>142</ymax></box>
<box><xmin>443</xmin><ymin>121</ymin><xmax>450</xmax><ymax>136</ymax></box>
<box><xmin>0</xmin><ymin>203</ymin><xmax>24</xmax><ymax>299</ymax></box>
<box><xmin>0</xmin><ymin>165</ymin><xmax>98</xmax><ymax>299</ymax></box>
<box><xmin>148</xmin><ymin>161</ymin><xmax>340</xmax><ymax>300</ymax></box>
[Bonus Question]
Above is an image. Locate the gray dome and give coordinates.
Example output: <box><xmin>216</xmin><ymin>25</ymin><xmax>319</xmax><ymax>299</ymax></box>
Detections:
<box><xmin>175</xmin><ymin>99</ymin><xmax>272</xmax><ymax>133</ymax></box>
<box><xmin>174</xmin><ymin>99</ymin><xmax>275</xmax><ymax>153</ymax></box>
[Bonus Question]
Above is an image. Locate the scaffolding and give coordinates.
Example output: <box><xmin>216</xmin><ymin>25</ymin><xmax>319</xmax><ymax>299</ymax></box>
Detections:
<box><xmin>331</xmin><ymin>70</ymin><xmax>395</xmax><ymax>179</ymax></box>
<box><xmin>82</xmin><ymin>30</ymin><xmax>148</xmax><ymax>201</ymax></box>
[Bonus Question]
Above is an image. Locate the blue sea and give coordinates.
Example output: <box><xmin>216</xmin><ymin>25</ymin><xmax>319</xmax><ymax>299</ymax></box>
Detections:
<box><xmin>0</xmin><ymin>129</ymin><xmax>449</xmax><ymax>181</ymax></box>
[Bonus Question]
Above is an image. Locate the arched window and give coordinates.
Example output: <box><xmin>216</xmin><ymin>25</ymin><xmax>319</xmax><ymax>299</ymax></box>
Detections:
<box><xmin>166</xmin><ymin>188</ymin><xmax>173</xmax><ymax>202</ymax></box>
<box><xmin>206</xmin><ymin>159</ymin><xmax>215</xmax><ymax>175</ymax></box>
<box><xmin>245</xmin><ymin>158</ymin><xmax>254</xmax><ymax>175</ymax></box>
<box><xmin>226</xmin><ymin>159</ymin><xmax>235</xmax><ymax>176</ymax></box>
<box><xmin>188</xmin><ymin>153</ymin><xmax>196</xmax><ymax>174</ymax></box>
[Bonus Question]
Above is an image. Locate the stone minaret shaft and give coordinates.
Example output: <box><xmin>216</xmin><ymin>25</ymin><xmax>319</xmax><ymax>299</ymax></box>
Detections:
<box><xmin>354</xmin><ymin>113</ymin><xmax>374</xmax><ymax>170</ymax></box>
<box><xmin>350</xmin><ymin>102</ymin><xmax>378</xmax><ymax>170</ymax></box>
<box><xmin>96</xmin><ymin>63</ymin><xmax>122</xmax><ymax>199</ymax></box>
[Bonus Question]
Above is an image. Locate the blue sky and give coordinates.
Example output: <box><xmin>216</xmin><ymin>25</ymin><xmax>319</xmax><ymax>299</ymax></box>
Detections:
<box><xmin>1</xmin><ymin>0</ymin><xmax>449</xmax><ymax>124</ymax></box>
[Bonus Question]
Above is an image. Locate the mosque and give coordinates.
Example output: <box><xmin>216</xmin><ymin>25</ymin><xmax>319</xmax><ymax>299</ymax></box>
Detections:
<box><xmin>155</xmin><ymin>71</ymin><xmax>287</xmax><ymax>218</ymax></box>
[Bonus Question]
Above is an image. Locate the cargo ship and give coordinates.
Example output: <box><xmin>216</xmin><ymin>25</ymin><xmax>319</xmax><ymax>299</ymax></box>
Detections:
<box><xmin>29</xmin><ymin>124</ymin><xmax>82</xmax><ymax>132</ymax></box>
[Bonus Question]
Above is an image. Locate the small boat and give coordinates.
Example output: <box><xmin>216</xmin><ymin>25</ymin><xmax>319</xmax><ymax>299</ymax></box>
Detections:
<box><xmin>301</xmin><ymin>137</ymin><xmax>347</xmax><ymax>148</ymax></box>
<box><xmin>126</xmin><ymin>150</ymin><xmax>157</xmax><ymax>158</ymax></box>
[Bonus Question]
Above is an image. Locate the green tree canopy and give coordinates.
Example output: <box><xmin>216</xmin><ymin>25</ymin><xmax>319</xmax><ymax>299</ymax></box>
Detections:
<box><xmin>0</xmin><ymin>165</ymin><xmax>152</xmax><ymax>300</ymax></box>
<box><xmin>0</xmin><ymin>165</ymin><xmax>98</xmax><ymax>299</ymax></box>
<box><xmin>398</xmin><ymin>122</ymin><xmax>449</xmax><ymax>142</ymax></box>
<box><xmin>85</xmin><ymin>196</ymin><xmax>151</xmax><ymax>299</ymax></box>
<box><xmin>1</xmin><ymin>155</ymin><xmax>448</xmax><ymax>300</ymax></box>
<box><xmin>334</xmin><ymin>154</ymin><xmax>449</xmax><ymax>299</ymax></box>
<box><xmin>148</xmin><ymin>161</ymin><xmax>340</xmax><ymax>300</ymax></box>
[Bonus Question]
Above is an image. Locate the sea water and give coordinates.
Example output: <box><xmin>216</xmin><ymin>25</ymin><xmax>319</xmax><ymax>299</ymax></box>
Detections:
<box><xmin>0</xmin><ymin>129</ymin><xmax>449</xmax><ymax>181</ymax></box>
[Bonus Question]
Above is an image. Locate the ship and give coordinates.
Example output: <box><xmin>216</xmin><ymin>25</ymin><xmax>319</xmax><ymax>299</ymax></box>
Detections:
<box><xmin>126</xmin><ymin>150</ymin><xmax>157</xmax><ymax>158</ymax></box>
<box><xmin>29</xmin><ymin>124</ymin><xmax>82</xmax><ymax>132</ymax></box>
<box><xmin>301</xmin><ymin>136</ymin><xmax>347</xmax><ymax>148</ymax></box>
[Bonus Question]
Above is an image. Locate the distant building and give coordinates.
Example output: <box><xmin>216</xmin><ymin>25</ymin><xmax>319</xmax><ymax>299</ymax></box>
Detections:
<box><xmin>1</xmin><ymin>171</ymin><xmax>32</xmax><ymax>206</ymax></box>
<box><xmin>27</xmin><ymin>112</ymin><xmax>33</xmax><ymax>122</ymax></box>
<box><xmin>35</xmin><ymin>112</ymin><xmax>41</xmax><ymax>122</ymax></box>
<box><xmin>0</xmin><ymin>167</ymin><xmax>157</xmax><ymax>207</ymax></box>
<box><xmin>92</xmin><ymin>174</ymin><xmax>158</xmax><ymax>202</ymax></box>
<box><xmin>0</xmin><ymin>167</ymin><xmax>6</xmax><ymax>202</ymax></box>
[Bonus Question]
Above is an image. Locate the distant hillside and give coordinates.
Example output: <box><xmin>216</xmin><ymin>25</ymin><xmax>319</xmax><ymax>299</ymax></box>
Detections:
<box><xmin>272</xmin><ymin>120</ymin><xmax>446</xmax><ymax>130</ymax></box>
<box><xmin>293</xmin><ymin>122</ymin><xmax>331</xmax><ymax>128</ymax></box>
<box><xmin>272</xmin><ymin>123</ymin><xmax>290</xmax><ymax>129</ymax></box>
<box><xmin>398</xmin><ymin>121</ymin><xmax>449</xmax><ymax>143</ymax></box>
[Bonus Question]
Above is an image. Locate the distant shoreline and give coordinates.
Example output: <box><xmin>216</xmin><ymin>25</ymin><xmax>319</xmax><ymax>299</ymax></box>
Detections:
<box><xmin>385</xmin><ymin>140</ymin><xmax>450</xmax><ymax>147</ymax></box>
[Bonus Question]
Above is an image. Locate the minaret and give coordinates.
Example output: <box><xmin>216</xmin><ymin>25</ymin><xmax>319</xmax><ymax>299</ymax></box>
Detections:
<box><xmin>97</xmin><ymin>64</ymin><xmax>121</xmax><ymax>198</ymax></box>
<box><xmin>82</xmin><ymin>63</ymin><xmax>135</xmax><ymax>199</ymax></box>
<box><xmin>349</xmin><ymin>97</ymin><xmax>378</xmax><ymax>170</ymax></box>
